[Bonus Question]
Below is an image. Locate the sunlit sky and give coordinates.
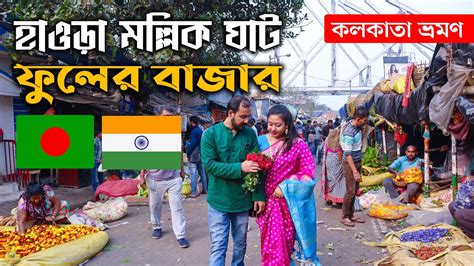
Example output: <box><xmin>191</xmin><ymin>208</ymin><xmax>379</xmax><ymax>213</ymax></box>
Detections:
<box><xmin>250</xmin><ymin>0</ymin><xmax>474</xmax><ymax>111</ymax></box>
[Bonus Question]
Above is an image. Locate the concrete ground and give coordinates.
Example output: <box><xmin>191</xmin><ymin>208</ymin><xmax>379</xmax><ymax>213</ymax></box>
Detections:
<box><xmin>1</xmin><ymin>166</ymin><xmax>394</xmax><ymax>265</ymax></box>
<box><xmin>84</xmin><ymin>166</ymin><xmax>390</xmax><ymax>266</ymax></box>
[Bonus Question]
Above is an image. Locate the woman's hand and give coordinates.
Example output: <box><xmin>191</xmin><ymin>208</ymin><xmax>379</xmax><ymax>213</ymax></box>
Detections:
<box><xmin>273</xmin><ymin>187</ymin><xmax>284</xmax><ymax>198</ymax></box>
<box><xmin>50</xmin><ymin>195</ymin><xmax>61</xmax><ymax>220</ymax></box>
<box><xmin>17</xmin><ymin>209</ymin><xmax>27</xmax><ymax>234</ymax></box>
<box><xmin>45</xmin><ymin>215</ymin><xmax>55</xmax><ymax>222</ymax></box>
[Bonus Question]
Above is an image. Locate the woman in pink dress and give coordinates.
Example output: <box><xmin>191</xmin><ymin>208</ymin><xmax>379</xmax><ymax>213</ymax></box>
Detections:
<box><xmin>256</xmin><ymin>105</ymin><xmax>315</xmax><ymax>265</ymax></box>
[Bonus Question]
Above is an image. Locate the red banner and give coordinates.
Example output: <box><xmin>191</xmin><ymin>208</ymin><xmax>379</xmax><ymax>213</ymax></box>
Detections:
<box><xmin>324</xmin><ymin>14</ymin><xmax>474</xmax><ymax>43</ymax></box>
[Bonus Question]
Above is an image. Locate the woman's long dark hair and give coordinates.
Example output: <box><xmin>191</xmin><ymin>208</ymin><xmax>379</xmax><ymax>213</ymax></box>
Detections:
<box><xmin>25</xmin><ymin>182</ymin><xmax>43</xmax><ymax>198</ymax></box>
<box><xmin>22</xmin><ymin>182</ymin><xmax>48</xmax><ymax>220</ymax></box>
<box><xmin>267</xmin><ymin>105</ymin><xmax>299</xmax><ymax>154</ymax></box>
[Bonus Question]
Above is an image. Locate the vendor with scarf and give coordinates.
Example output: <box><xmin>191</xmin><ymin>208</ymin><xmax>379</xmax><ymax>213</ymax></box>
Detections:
<box><xmin>15</xmin><ymin>183</ymin><xmax>70</xmax><ymax>233</ymax></box>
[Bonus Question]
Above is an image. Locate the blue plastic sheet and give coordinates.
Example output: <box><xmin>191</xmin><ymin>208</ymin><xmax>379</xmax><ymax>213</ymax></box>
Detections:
<box><xmin>339</xmin><ymin>105</ymin><xmax>349</xmax><ymax>120</ymax></box>
<box><xmin>279</xmin><ymin>179</ymin><xmax>321</xmax><ymax>265</ymax></box>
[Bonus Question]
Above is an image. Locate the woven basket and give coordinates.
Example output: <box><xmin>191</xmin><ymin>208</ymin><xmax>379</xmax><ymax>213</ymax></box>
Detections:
<box><xmin>392</xmin><ymin>177</ymin><xmax>407</xmax><ymax>187</ymax></box>
<box><xmin>412</xmin><ymin>64</ymin><xmax>427</xmax><ymax>88</ymax></box>
<box><xmin>467</xmin><ymin>71</ymin><xmax>474</xmax><ymax>86</ymax></box>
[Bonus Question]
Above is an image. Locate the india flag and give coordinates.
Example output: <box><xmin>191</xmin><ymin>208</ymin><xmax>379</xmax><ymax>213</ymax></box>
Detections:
<box><xmin>102</xmin><ymin>116</ymin><xmax>182</xmax><ymax>170</ymax></box>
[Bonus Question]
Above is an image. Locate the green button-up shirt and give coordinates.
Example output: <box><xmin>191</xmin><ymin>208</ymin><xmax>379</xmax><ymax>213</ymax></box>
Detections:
<box><xmin>201</xmin><ymin>122</ymin><xmax>265</xmax><ymax>213</ymax></box>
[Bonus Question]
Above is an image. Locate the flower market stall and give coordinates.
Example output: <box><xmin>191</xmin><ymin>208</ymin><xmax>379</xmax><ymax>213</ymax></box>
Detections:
<box><xmin>0</xmin><ymin>225</ymin><xmax>108</xmax><ymax>265</ymax></box>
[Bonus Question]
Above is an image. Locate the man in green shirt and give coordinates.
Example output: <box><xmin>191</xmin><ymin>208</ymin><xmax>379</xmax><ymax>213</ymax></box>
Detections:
<box><xmin>201</xmin><ymin>95</ymin><xmax>266</xmax><ymax>266</ymax></box>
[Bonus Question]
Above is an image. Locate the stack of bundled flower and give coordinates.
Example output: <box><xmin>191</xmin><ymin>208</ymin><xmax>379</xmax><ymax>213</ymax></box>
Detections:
<box><xmin>0</xmin><ymin>225</ymin><xmax>98</xmax><ymax>258</ymax></box>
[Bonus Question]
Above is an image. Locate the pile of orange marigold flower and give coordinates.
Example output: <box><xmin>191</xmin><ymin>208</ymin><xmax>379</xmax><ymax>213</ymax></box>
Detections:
<box><xmin>0</xmin><ymin>225</ymin><xmax>98</xmax><ymax>258</ymax></box>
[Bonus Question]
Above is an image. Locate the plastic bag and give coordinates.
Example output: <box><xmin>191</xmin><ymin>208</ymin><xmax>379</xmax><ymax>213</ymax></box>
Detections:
<box><xmin>97</xmin><ymin>163</ymin><xmax>106</xmax><ymax>173</ymax></box>
<box><xmin>392</xmin><ymin>74</ymin><xmax>415</xmax><ymax>94</ymax></box>
<box><xmin>429</xmin><ymin>64</ymin><xmax>472</xmax><ymax>134</ymax></box>
<box><xmin>372</xmin><ymin>188</ymin><xmax>395</xmax><ymax>204</ymax></box>
<box><xmin>437</xmin><ymin>189</ymin><xmax>453</xmax><ymax>204</ymax></box>
<box><xmin>381</xmin><ymin>74</ymin><xmax>415</xmax><ymax>94</ymax></box>
<box><xmin>359</xmin><ymin>191</ymin><xmax>378</xmax><ymax>209</ymax></box>
<box><xmin>453</xmin><ymin>181</ymin><xmax>474</xmax><ymax>210</ymax></box>
<box><xmin>83</xmin><ymin>197</ymin><xmax>128</xmax><ymax>222</ymax></box>
<box><xmin>181</xmin><ymin>178</ymin><xmax>191</xmax><ymax>196</ymax></box>
<box><xmin>137</xmin><ymin>180</ymin><xmax>148</xmax><ymax>198</ymax></box>
<box><xmin>279</xmin><ymin>179</ymin><xmax>320</xmax><ymax>265</ymax></box>
<box><xmin>405</xmin><ymin>208</ymin><xmax>453</xmax><ymax>226</ymax></box>
<box><xmin>354</xmin><ymin>197</ymin><xmax>362</xmax><ymax>212</ymax></box>
<box><xmin>451</xmin><ymin>43</ymin><xmax>474</xmax><ymax>67</ymax></box>
<box><xmin>68</xmin><ymin>209</ymin><xmax>108</xmax><ymax>230</ymax></box>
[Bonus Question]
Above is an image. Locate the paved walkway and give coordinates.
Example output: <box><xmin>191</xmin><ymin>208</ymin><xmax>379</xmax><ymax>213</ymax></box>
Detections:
<box><xmin>86</xmin><ymin>165</ymin><xmax>387</xmax><ymax>266</ymax></box>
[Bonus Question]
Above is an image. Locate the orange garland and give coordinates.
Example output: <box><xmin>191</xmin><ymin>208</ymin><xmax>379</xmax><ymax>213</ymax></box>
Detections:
<box><xmin>0</xmin><ymin>225</ymin><xmax>99</xmax><ymax>258</ymax></box>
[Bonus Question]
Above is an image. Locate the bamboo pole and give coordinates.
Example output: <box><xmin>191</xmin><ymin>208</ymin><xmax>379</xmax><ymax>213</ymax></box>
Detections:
<box><xmin>423</xmin><ymin>123</ymin><xmax>430</xmax><ymax>197</ymax></box>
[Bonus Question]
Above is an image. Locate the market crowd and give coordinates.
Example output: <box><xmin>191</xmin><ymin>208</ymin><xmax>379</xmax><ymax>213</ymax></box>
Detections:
<box><xmin>13</xmin><ymin>94</ymin><xmax>473</xmax><ymax>266</ymax></box>
<box><xmin>135</xmin><ymin>94</ymin><xmax>474</xmax><ymax>265</ymax></box>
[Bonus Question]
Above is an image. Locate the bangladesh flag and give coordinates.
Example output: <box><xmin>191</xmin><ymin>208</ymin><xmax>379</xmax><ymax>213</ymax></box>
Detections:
<box><xmin>16</xmin><ymin>115</ymin><xmax>94</xmax><ymax>169</ymax></box>
<box><xmin>102</xmin><ymin>116</ymin><xmax>182</xmax><ymax>170</ymax></box>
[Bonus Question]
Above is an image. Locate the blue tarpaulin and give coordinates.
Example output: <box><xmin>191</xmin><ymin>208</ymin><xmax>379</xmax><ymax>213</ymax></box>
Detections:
<box><xmin>279</xmin><ymin>179</ymin><xmax>321</xmax><ymax>265</ymax></box>
<box><xmin>339</xmin><ymin>105</ymin><xmax>348</xmax><ymax>120</ymax></box>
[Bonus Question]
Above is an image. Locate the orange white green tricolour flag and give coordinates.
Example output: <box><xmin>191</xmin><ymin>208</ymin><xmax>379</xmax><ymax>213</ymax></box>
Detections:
<box><xmin>101</xmin><ymin>116</ymin><xmax>182</xmax><ymax>170</ymax></box>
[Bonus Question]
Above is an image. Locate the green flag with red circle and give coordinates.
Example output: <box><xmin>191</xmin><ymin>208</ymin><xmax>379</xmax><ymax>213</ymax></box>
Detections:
<box><xmin>16</xmin><ymin>115</ymin><xmax>94</xmax><ymax>169</ymax></box>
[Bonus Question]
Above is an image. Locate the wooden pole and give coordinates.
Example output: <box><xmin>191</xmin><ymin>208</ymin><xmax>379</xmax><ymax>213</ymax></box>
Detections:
<box><xmin>423</xmin><ymin>123</ymin><xmax>430</xmax><ymax>197</ymax></box>
<box><xmin>396</xmin><ymin>124</ymin><xmax>401</xmax><ymax>158</ymax></box>
<box><xmin>382</xmin><ymin>127</ymin><xmax>387</xmax><ymax>161</ymax></box>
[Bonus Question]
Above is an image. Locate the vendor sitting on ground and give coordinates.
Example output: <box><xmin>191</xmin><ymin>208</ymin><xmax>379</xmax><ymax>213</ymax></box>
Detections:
<box><xmin>14</xmin><ymin>183</ymin><xmax>70</xmax><ymax>233</ymax></box>
<box><xmin>383</xmin><ymin>145</ymin><xmax>423</xmax><ymax>204</ymax></box>
<box><xmin>449</xmin><ymin>179</ymin><xmax>474</xmax><ymax>239</ymax></box>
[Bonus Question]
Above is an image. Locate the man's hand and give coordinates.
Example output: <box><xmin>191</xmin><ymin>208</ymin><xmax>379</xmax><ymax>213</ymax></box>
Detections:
<box><xmin>254</xmin><ymin>201</ymin><xmax>266</xmax><ymax>215</ymax></box>
<box><xmin>45</xmin><ymin>216</ymin><xmax>55</xmax><ymax>222</ymax></box>
<box><xmin>241</xmin><ymin>160</ymin><xmax>261</xmax><ymax>173</ymax></box>
<box><xmin>273</xmin><ymin>187</ymin><xmax>283</xmax><ymax>198</ymax></box>
<box><xmin>353</xmin><ymin>170</ymin><xmax>362</xmax><ymax>182</ymax></box>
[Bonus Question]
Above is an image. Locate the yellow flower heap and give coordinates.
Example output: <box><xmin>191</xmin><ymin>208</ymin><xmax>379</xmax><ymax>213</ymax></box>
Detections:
<box><xmin>395</xmin><ymin>167</ymin><xmax>423</xmax><ymax>184</ymax></box>
<box><xmin>0</xmin><ymin>225</ymin><xmax>98</xmax><ymax>258</ymax></box>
